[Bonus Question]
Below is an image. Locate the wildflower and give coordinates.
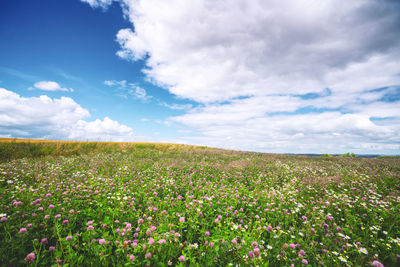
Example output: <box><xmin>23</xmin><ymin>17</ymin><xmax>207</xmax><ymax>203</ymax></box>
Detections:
<box><xmin>99</xmin><ymin>238</ymin><xmax>106</xmax><ymax>245</ymax></box>
<box><xmin>0</xmin><ymin>217</ymin><xmax>7</xmax><ymax>222</ymax></box>
<box><xmin>19</xmin><ymin>228</ymin><xmax>27</xmax><ymax>234</ymax></box>
<box><xmin>148</xmin><ymin>238</ymin><xmax>155</xmax><ymax>245</ymax></box>
<box><xmin>267</xmin><ymin>245</ymin><xmax>273</xmax><ymax>249</ymax></box>
<box><xmin>138</xmin><ymin>218</ymin><xmax>144</xmax><ymax>224</ymax></box>
<box><xmin>49</xmin><ymin>246</ymin><xmax>55</xmax><ymax>251</ymax></box>
<box><xmin>359</xmin><ymin>247</ymin><xmax>368</xmax><ymax>254</ymax></box>
<box><xmin>338</xmin><ymin>256</ymin><xmax>347</xmax><ymax>263</ymax></box>
<box><xmin>151</xmin><ymin>226</ymin><xmax>156</xmax><ymax>232</ymax></box>
<box><xmin>25</xmin><ymin>252</ymin><xmax>35</xmax><ymax>263</ymax></box>
<box><xmin>48</xmin><ymin>204</ymin><xmax>55</xmax><ymax>209</ymax></box>
<box><xmin>248</xmin><ymin>251</ymin><xmax>255</xmax><ymax>258</ymax></box>
<box><xmin>267</xmin><ymin>225</ymin><xmax>273</xmax><ymax>232</ymax></box>
<box><xmin>158</xmin><ymin>239</ymin><xmax>166</xmax><ymax>244</ymax></box>
<box><xmin>41</xmin><ymin>238</ymin><xmax>48</xmax><ymax>244</ymax></box>
<box><xmin>205</xmin><ymin>231</ymin><xmax>210</xmax><ymax>236</ymax></box>
<box><xmin>145</xmin><ymin>252</ymin><xmax>152</xmax><ymax>259</ymax></box>
<box><xmin>372</xmin><ymin>260</ymin><xmax>384</xmax><ymax>267</ymax></box>
<box><xmin>179</xmin><ymin>217</ymin><xmax>185</xmax><ymax>222</ymax></box>
<box><xmin>252</xmin><ymin>241</ymin><xmax>259</xmax><ymax>248</ymax></box>
<box><xmin>62</xmin><ymin>220</ymin><xmax>69</xmax><ymax>225</ymax></box>
<box><xmin>129</xmin><ymin>254</ymin><xmax>135</xmax><ymax>262</ymax></box>
<box><xmin>302</xmin><ymin>259</ymin><xmax>308</xmax><ymax>264</ymax></box>
<box><xmin>44</xmin><ymin>215</ymin><xmax>50</xmax><ymax>220</ymax></box>
<box><xmin>289</xmin><ymin>243</ymin><xmax>296</xmax><ymax>249</ymax></box>
<box><xmin>87</xmin><ymin>225</ymin><xmax>94</xmax><ymax>231</ymax></box>
<box><xmin>87</xmin><ymin>221</ymin><xmax>93</xmax><ymax>225</ymax></box>
<box><xmin>66</xmin><ymin>236</ymin><xmax>72</xmax><ymax>241</ymax></box>
<box><xmin>254</xmin><ymin>248</ymin><xmax>260</xmax><ymax>257</ymax></box>
<box><xmin>179</xmin><ymin>255</ymin><xmax>185</xmax><ymax>262</ymax></box>
<box><xmin>55</xmin><ymin>214</ymin><xmax>61</xmax><ymax>219</ymax></box>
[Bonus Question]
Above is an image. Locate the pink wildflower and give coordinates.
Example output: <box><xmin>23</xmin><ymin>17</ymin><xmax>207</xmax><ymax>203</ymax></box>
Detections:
<box><xmin>372</xmin><ymin>261</ymin><xmax>384</xmax><ymax>267</ymax></box>
<box><xmin>148</xmin><ymin>238</ymin><xmax>155</xmax><ymax>245</ymax></box>
<box><xmin>248</xmin><ymin>251</ymin><xmax>255</xmax><ymax>258</ymax></box>
<box><xmin>25</xmin><ymin>252</ymin><xmax>35</xmax><ymax>263</ymax></box>
<box><xmin>179</xmin><ymin>255</ymin><xmax>185</xmax><ymax>262</ymax></box>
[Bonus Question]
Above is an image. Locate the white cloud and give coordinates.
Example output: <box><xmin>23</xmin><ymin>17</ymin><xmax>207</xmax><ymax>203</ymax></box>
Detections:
<box><xmin>104</xmin><ymin>79</ymin><xmax>151</xmax><ymax>101</ymax></box>
<box><xmin>0</xmin><ymin>88</ymin><xmax>134</xmax><ymax>141</ymax></box>
<box><xmin>114</xmin><ymin>0</ymin><xmax>400</xmax><ymax>103</ymax></box>
<box><xmin>104</xmin><ymin>80</ymin><xmax>127</xmax><ymax>88</ymax></box>
<box><xmin>159</xmin><ymin>102</ymin><xmax>192</xmax><ymax>110</ymax></box>
<box><xmin>84</xmin><ymin>0</ymin><xmax>400</xmax><ymax>154</ymax></box>
<box><xmin>68</xmin><ymin>117</ymin><xmax>134</xmax><ymax>141</ymax></box>
<box><xmin>32</xmin><ymin>81</ymin><xmax>73</xmax><ymax>92</ymax></box>
<box><xmin>171</xmin><ymin>109</ymin><xmax>400</xmax><ymax>154</ymax></box>
<box><xmin>80</xmin><ymin>0</ymin><xmax>114</xmax><ymax>9</ymax></box>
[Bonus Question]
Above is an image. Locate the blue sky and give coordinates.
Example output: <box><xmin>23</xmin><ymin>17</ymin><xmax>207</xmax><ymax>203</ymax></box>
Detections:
<box><xmin>0</xmin><ymin>0</ymin><xmax>399</xmax><ymax>154</ymax></box>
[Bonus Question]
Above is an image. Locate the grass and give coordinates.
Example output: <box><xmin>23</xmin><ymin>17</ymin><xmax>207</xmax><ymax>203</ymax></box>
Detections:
<box><xmin>0</xmin><ymin>139</ymin><xmax>399</xmax><ymax>266</ymax></box>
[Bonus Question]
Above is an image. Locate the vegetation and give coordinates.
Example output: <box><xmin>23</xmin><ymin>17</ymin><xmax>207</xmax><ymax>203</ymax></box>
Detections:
<box><xmin>0</xmin><ymin>140</ymin><xmax>399</xmax><ymax>266</ymax></box>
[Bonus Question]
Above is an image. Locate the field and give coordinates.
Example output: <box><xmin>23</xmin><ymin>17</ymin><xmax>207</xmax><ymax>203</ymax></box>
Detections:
<box><xmin>0</xmin><ymin>140</ymin><xmax>399</xmax><ymax>266</ymax></box>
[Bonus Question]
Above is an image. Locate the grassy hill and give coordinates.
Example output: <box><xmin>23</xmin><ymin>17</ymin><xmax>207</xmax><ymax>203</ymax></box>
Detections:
<box><xmin>0</xmin><ymin>139</ymin><xmax>399</xmax><ymax>266</ymax></box>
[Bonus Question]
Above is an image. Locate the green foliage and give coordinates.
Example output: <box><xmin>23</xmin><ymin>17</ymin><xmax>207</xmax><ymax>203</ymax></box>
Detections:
<box><xmin>0</xmin><ymin>144</ymin><xmax>399</xmax><ymax>266</ymax></box>
<box><xmin>340</xmin><ymin>152</ymin><xmax>356</xmax><ymax>158</ymax></box>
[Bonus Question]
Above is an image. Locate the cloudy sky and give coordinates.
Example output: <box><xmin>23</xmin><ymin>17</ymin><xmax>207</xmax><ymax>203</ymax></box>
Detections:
<box><xmin>1</xmin><ymin>0</ymin><xmax>399</xmax><ymax>154</ymax></box>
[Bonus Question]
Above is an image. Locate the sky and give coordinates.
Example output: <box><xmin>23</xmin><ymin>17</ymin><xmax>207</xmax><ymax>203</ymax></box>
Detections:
<box><xmin>0</xmin><ymin>0</ymin><xmax>399</xmax><ymax>155</ymax></box>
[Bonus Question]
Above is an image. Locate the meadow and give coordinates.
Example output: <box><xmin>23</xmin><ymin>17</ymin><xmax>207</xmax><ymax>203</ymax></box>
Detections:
<box><xmin>0</xmin><ymin>140</ymin><xmax>399</xmax><ymax>266</ymax></box>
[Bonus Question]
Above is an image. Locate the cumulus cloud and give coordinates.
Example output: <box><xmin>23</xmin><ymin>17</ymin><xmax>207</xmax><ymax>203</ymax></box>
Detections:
<box><xmin>84</xmin><ymin>0</ymin><xmax>400</xmax><ymax>153</ymax></box>
<box><xmin>0</xmin><ymin>88</ymin><xmax>134</xmax><ymax>141</ymax></box>
<box><xmin>32</xmin><ymin>81</ymin><xmax>73</xmax><ymax>92</ymax></box>
<box><xmin>113</xmin><ymin>0</ymin><xmax>400</xmax><ymax>103</ymax></box>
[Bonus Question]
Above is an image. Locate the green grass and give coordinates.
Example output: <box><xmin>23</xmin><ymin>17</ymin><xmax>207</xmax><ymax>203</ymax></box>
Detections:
<box><xmin>0</xmin><ymin>140</ymin><xmax>399</xmax><ymax>266</ymax></box>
